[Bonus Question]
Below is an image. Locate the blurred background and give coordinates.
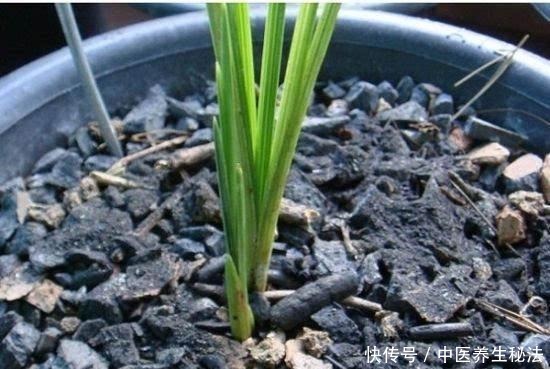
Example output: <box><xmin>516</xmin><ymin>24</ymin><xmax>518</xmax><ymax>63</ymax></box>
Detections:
<box><xmin>1</xmin><ymin>3</ymin><xmax>549</xmax><ymax>78</ymax></box>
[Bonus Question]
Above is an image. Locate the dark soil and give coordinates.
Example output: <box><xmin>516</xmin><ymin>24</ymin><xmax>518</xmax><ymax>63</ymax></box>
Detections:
<box><xmin>0</xmin><ymin>75</ymin><xmax>548</xmax><ymax>369</ymax></box>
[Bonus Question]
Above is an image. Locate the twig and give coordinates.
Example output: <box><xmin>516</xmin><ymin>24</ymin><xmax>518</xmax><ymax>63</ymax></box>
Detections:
<box><xmin>55</xmin><ymin>3</ymin><xmax>123</xmax><ymax>157</ymax></box>
<box><xmin>108</xmin><ymin>135</ymin><xmax>187</xmax><ymax>175</ymax></box>
<box><xmin>449</xmin><ymin>178</ymin><xmax>497</xmax><ymax>235</ymax></box>
<box><xmin>477</xmin><ymin>300</ymin><xmax>550</xmax><ymax>335</ymax></box>
<box><xmin>323</xmin><ymin>355</ymin><xmax>347</xmax><ymax>369</ymax></box>
<box><xmin>452</xmin><ymin>35</ymin><xmax>529</xmax><ymax>121</ymax></box>
<box><xmin>155</xmin><ymin>142</ymin><xmax>215</xmax><ymax>170</ymax></box>
<box><xmin>134</xmin><ymin>189</ymin><xmax>184</xmax><ymax>238</ymax></box>
<box><xmin>279</xmin><ymin>198</ymin><xmax>320</xmax><ymax>226</ymax></box>
<box><xmin>448</xmin><ymin>176</ymin><xmax>511</xmax><ymax>256</ymax></box>
<box><xmin>340</xmin><ymin>224</ymin><xmax>358</xmax><ymax>257</ymax></box>
<box><xmin>454</xmin><ymin>54</ymin><xmax>507</xmax><ymax>88</ymax></box>
<box><xmin>476</xmin><ymin>108</ymin><xmax>550</xmax><ymax>126</ymax></box>
<box><xmin>89</xmin><ymin>171</ymin><xmax>142</xmax><ymax>189</ymax></box>
<box><xmin>262</xmin><ymin>290</ymin><xmax>383</xmax><ymax>312</ymax></box>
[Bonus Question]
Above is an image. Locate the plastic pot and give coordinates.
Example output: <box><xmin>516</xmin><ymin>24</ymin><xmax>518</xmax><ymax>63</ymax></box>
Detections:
<box><xmin>0</xmin><ymin>10</ymin><xmax>548</xmax><ymax>185</ymax></box>
<box><xmin>132</xmin><ymin>3</ymin><xmax>435</xmax><ymax>17</ymax></box>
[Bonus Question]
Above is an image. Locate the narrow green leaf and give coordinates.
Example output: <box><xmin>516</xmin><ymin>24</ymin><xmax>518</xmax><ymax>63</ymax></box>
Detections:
<box><xmin>224</xmin><ymin>255</ymin><xmax>253</xmax><ymax>341</ymax></box>
<box><xmin>252</xmin><ymin>4</ymin><xmax>341</xmax><ymax>292</ymax></box>
<box><xmin>255</xmin><ymin>3</ymin><xmax>286</xmax><ymax>203</ymax></box>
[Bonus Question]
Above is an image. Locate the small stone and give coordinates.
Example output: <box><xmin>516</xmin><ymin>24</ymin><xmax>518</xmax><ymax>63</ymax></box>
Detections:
<box><xmin>171</xmin><ymin>238</ymin><xmax>205</xmax><ymax>259</ymax></box>
<box><xmin>0</xmin><ymin>312</ymin><xmax>23</xmax><ymax>340</ymax></box>
<box><xmin>467</xmin><ymin>142</ymin><xmax>510</xmax><ymax>165</ymax></box>
<box><xmin>92</xmin><ymin>324</ymin><xmax>139</xmax><ymax>367</ymax></box>
<box><xmin>285</xmin><ymin>339</ymin><xmax>332</xmax><ymax>369</ymax></box>
<box><xmin>431</xmin><ymin>93</ymin><xmax>454</xmax><ymax>115</ymax></box>
<box><xmin>60</xmin><ymin>317</ymin><xmax>81</xmax><ymax>334</ymax></box>
<box><xmin>198</xmin><ymin>354</ymin><xmax>228</xmax><ymax>369</ymax></box>
<box><xmin>496</xmin><ymin>205</ymin><xmax>526</xmax><ymax>245</ymax></box>
<box><xmin>103</xmin><ymin>186</ymin><xmax>125</xmax><ymax>208</ymax></box>
<box><xmin>35</xmin><ymin>327</ymin><xmax>63</xmax><ymax>356</ymax></box>
<box><xmin>25</xmin><ymin>279</ymin><xmax>63</xmax><ymax>313</ymax></box>
<box><xmin>376</xmin><ymin>81</ymin><xmax>398</xmax><ymax>105</ymax></box>
<box><xmin>6</xmin><ymin>222</ymin><xmax>48</xmax><ymax>256</ymax></box>
<box><xmin>448</xmin><ymin>127</ymin><xmax>473</xmax><ymax>152</ymax></box>
<box><xmin>0</xmin><ymin>322</ymin><xmax>41</xmax><ymax>369</ymax></box>
<box><xmin>0</xmin><ymin>255</ymin><xmax>21</xmax><ymax>279</ymax></box>
<box><xmin>344</xmin><ymin>81</ymin><xmax>378</xmax><ymax>114</ymax></box>
<box><xmin>509</xmin><ymin>191</ymin><xmax>545</xmax><ymax>216</ymax></box>
<box><xmin>302</xmin><ymin>116</ymin><xmax>349</xmax><ymax>136</ymax></box>
<box><xmin>326</xmin><ymin>99</ymin><xmax>348</xmax><ymax>117</ymax></box>
<box><xmin>503</xmin><ymin>153</ymin><xmax>543</xmax><ymax>193</ymax></box>
<box><xmin>73</xmin><ymin>319</ymin><xmax>108</xmax><ymax>343</ymax></box>
<box><xmin>409</xmin><ymin>85</ymin><xmax>429</xmax><ymax>108</ymax></box>
<box><xmin>0</xmin><ymin>190</ymin><xmax>24</xmax><ymax>247</ymax></box>
<box><xmin>123</xmin><ymin>85</ymin><xmax>167</xmax><ymax>134</ymax></box>
<box><xmin>32</xmin><ymin>148</ymin><xmax>69</xmax><ymax>174</ymax></box>
<box><xmin>62</xmin><ymin>188</ymin><xmax>82</xmax><ymax>211</ymax></box>
<box><xmin>0</xmin><ymin>263</ymin><xmax>41</xmax><ymax>301</ymax></box>
<box><xmin>179</xmin><ymin>225</ymin><xmax>225</xmax><ymax>257</ymax></box>
<box><xmin>465</xmin><ymin>117</ymin><xmax>526</xmax><ymax>148</ymax></box>
<box><xmin>429</xmin><ymin>114</ymin><xmax>452</xmax><ymax>135</ymax></box>
<box><xmin>75</xmin><ymin>127</ymin><xmax>97</xmax><ymax>158</ymax></box>
<box><xmin>57</xmin><ymin>339</ymin><xmax>108</xmax><ymax>369</ymax></box>
<box><xmin>396</xmin><ymin>75</ymin><xmax>414</xmax><ymax>104</ymax></box>
<box><xmin>312</xmin><ymin>239</ymin><xmax>353</xmax><ymax>276</ymax></box>
<box><xmin>46</xmin><ymin>152</ymin><xmax>83</xmax><ymax>189</ymax></box>
<box><xmin>322</xmin><ymin>81</ymin><xmax>346</xmax><ymax>100</ymax></box>
<box><xmin>537</xmin><ymin>234</ymin><xmax>550</xmax><ymax>298</ymax></box>
<box><xmin>28</xmin><ymin>203</ymin><xmax>66</xmax><ymax>229</ymax></box>
<box><xmin>376</xmin><ymin>101</ymin><xmax>428</xmax><ymax>123</ymax></box>
<box><xmin>184</xmin><ymin>128</ymin><xmax>213</xmax><ymax>148</ymax></box>
<box><xmin>124</xmin><ymin>189</ymin><xmax>158</xmax><ymax>220</ymax></box>
<box><xmin>167</xmin><ymin>96</ymin><xmax>202</xmax><ymax>119</ymax></box>
<box><xmin>472</xmin><ymin>257</ymin><xmax>492</xmax><ymax>281</ymax></box>
<box><xmin>486</xmin><ymin>280</ymin><xmax>523</xmax><ymax>311</ymax></box>
<box><xmin>250</xmin><ymin>292</ymin><xmax>271</xmax><ymax>328</ymax></box>
<box><xmin>541</xmin><ymin>154</ymin><xmax>550</xmax><ymax>203</ymax></box>
<box><xmin>175</xmin><ymin>116</ymin><xmax>199</xmax><ymax>132</ymax></box>
<box><xmin>79</xmin><ymin>177</ymin><xmax>100</xmax><ymax>201</ymax></box>
<box><xmin>376</xmin><ymin>98</ymin><xmax>392</xmax><ymax>114</ymax></box>
<box><xmin>83</xmin><ymin>155</ymin><xmax>117</xmax><ymax>172</ymax></box>
<box><xmin>358</xmin><ymin>252</ymin><xmax>383</xmax><ymax>286</ymax></box>
<box><xmin>297</xmin><ymin>327</ymin><xmax>332</xmax><ymax>358</ymax></box>
<box><xmin>156</xmin><ymin>347</ymin><xmax>186</xmax><ymax>366</ymax></box>
<box><xmin>189</xmin><ymin>297</ymin><xmax>218</xmax><ymax>321</ymax></box>
<box><xmin>249</xmin><ymin>331</ymin><xmax>286</xmax><ymax>369</ymax></box>
<box><xmin>311</xmin><ymin>306</ymin><xmax>360</xmax><ymax>343</ymax></box>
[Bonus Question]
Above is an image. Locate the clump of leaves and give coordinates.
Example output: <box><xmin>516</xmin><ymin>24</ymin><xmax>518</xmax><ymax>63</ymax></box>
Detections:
<box><xmin>207</xmin><ymin>3</ymin><xmax>340</xmax><ymax>340</ymax></box>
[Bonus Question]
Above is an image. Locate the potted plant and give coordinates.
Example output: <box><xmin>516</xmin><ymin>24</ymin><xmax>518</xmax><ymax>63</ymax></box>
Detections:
<box><xmin>0</xmin><ymin>5</ymin><xmax>548</xmax><ymax>369</ymax></box>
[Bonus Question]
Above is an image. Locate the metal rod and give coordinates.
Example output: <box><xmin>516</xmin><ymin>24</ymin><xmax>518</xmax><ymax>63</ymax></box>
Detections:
<box><xmin>55</xmin><ymin>3</ymin><xmax>123</xmax><ymax>157</ymax></box>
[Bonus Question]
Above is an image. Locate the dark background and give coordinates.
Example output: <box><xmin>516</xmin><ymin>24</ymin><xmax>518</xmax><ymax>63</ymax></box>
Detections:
<box><xmin>0</xmin><ymin>3</ymin><xmax>548</xmax><ymax>78</ymax></box>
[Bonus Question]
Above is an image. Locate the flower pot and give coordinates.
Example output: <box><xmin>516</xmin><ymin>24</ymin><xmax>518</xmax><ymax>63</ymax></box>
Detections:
<box><xmin>0</xmin><ymin>10</ymin><xmax>549</xmax><ymax>368</ymax></box>
<box><xmin>0</xmin><ymin>10</ymin><xmax>548</xmax><ymax>183</ymax></box>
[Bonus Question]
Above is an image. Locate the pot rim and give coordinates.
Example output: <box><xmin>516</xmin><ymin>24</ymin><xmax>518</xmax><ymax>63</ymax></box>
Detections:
<box><xmin>0</xmin><ymin>9</ymin><xmax>548</xmax><ymax>138</ymax></box>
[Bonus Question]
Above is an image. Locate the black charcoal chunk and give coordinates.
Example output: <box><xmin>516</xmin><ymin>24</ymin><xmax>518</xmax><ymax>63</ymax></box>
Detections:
<box><xmin>271</xmin><ymin>272</ymin><xmax>359</xmax><ymax>330</ymax></box>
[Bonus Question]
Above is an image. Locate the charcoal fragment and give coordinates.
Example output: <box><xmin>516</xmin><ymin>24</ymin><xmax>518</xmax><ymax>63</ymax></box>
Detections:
<box><xmin>271</xmin><ymin>272</ymin><xmax>359</xmax><ymax>330</ymax></box>
<box><xmin>123</xmin><ymin>85</ymin><xmax>167</xmax><ymax>134</ymax></box>
<box><xmin>311</xmin><ymin>306</ymin><xmax>361</xmax><ymax>343</ymax></box>
<box><xmin>344</xmin><ymin>81</ymin><xmax>378</xmax><ymax>114</ymax></box>
<box><xmin>408</xmin><ymin>322</ymin><xmax>473</xmax><ymax>341</ymax></box>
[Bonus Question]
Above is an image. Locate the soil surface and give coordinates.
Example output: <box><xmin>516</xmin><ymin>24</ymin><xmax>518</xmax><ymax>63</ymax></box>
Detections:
<box><xmin>0</xmin><ymin>76</ymin><xmax>548</xmax><ymax>369</ymax></box>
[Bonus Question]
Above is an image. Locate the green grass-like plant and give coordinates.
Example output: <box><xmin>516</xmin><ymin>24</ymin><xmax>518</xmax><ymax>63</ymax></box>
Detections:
<box><xmin>207</xmin><ymin>3</ymin><xmax>340</xmax><ymax>340</ymax></box>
